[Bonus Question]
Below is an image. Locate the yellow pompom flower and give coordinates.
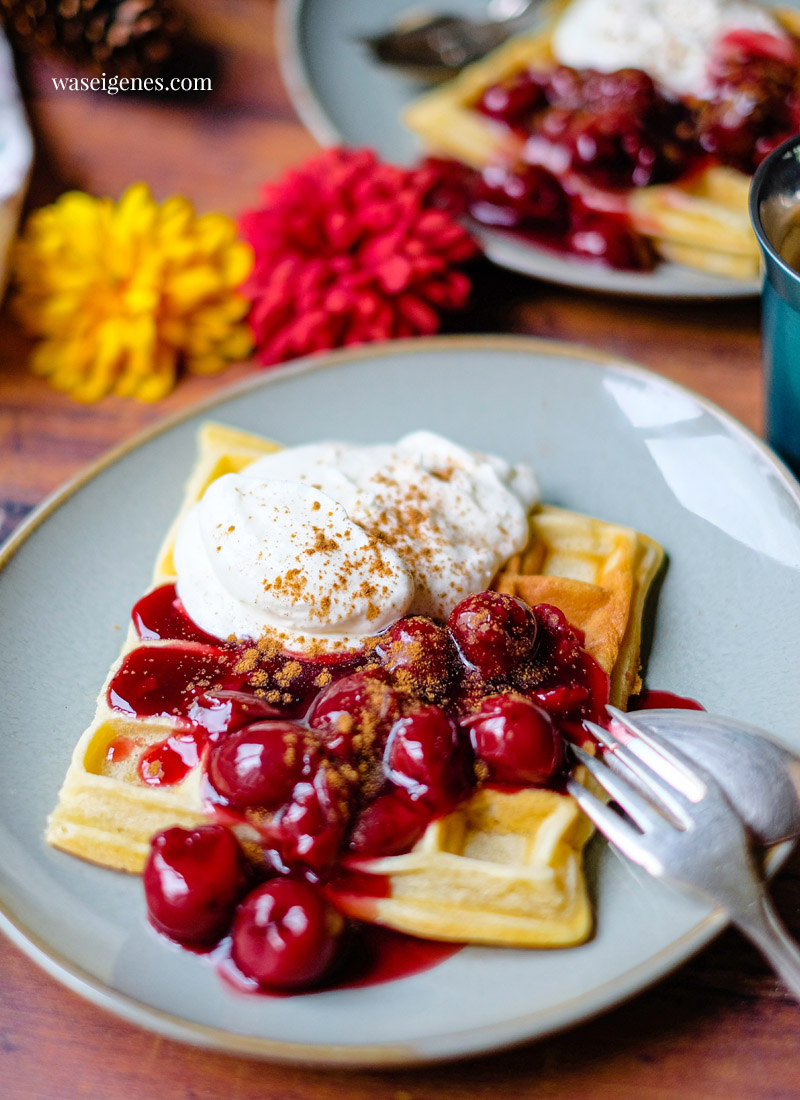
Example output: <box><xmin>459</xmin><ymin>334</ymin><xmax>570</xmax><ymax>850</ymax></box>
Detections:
<box><xmin>12</xmin><ymin>184</ymin><xmax>254</xmax><ymax>402</ymax></box>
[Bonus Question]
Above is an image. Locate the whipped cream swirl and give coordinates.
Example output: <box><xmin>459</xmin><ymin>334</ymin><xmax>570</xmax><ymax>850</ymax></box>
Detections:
<box><xmin>173</xmin><ymin>431</ymin><xmax>539</xmax><ymax>651</ymax></box>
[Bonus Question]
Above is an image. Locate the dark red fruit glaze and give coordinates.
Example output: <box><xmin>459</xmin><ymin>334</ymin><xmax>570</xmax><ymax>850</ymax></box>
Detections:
<box><xmin>218</xmin><ymin>921</ymin><xmax>461</xmax><ymax>996</ymax></box>
<box><xmin>231</xmin><ymin>879</ymin><xmax>344</xmax><ymax>991</ymax></box>
<box><xmin>427</xmin><ymin>40</ymin><xmax>800</xmax><ymax>270</ymax></box>
<box><xmin>105</xmin><ymin>735</ymin><xmax>133</xmax><ymax>763</ymax></box>
<box><xmin>139</xmin><ymin>732</ymin><xmax>202</xmax><ymax>787</ymax></box>
<box><xmin>108</xmin><ymin>643</ymin><xmax>243</xmax><ymax>720</ymax></box>
<box><xmin>133</xmin><ymin>583</ymin><xmax>221</xmax><ymax>645</ymax></box>
<box><xmin>143</xmin><ymin>825</ymin><xmax>248</xmax><ymax>946</ymax></box>
<box><xmin>131</xmin><ymin>584</ymin><xmax>612</xmax><ymax>990</ymax></box>
<box><xmin>333</xmin><ymin>925</ymin><xmax>462</xmax><ymax>991</ymax></box>
<box><xmin>630</xmin><ymin>690</ymin><xmax>705</xmax><ymax>712</ymax></box>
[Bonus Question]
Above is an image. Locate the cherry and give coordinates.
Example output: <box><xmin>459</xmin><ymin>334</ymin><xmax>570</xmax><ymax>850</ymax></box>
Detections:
<box><xmin>536</xmin><ymin>67</ymin><xmax>694</xmax><ymax>188</ymax></box>
<box><xmin>463</xmin><ymin>694</ymin><xmax>562</xmax><ymax>786</ymax></box>
<box><xmin>448</xmin><ymin>591</ymin><xmax>539</xmax><ymax>680</ymax></box>
<box><xmin>143</xmin><ymin>825</ymin><xmax>248</xmax><ymax>946</ymax></box>
<box><xmin>542</xmin><ymin>64</ymin><xmax>587</xmax><ymax>110</ymax></box>
<box><xmin>532</xmin><ymin>603</ymin><xmax>574</xmax><ymax>645</ymax></box>
<box><xmin>231</xmin><ymin>879</ymin><xmax>344</xmax><ymax>991</ymax></box>
<box><xmin>528</xmin><ymin>683</ymin><xmax>589</xmax><ymax>716</ymax></box>
<box><xmin>577</xmin><ymin>68</ymin><xmax>658</xmax><ymax>112</ymax></box>
<box><xmin>307</xmin><ymin>667</ymin><xmax>402</xmax><ymax>759</ymax></box>
<box><xmin>470</xmin><ymin>163</ymin><xmax>569</xmax><ymax>231</ymax></box>
<box><xmin>374</xmin><ymin>616</ymin><xmax>458</xmax><ymax>701</ymax></box>
<box><xmin>566</xmin><ymin>209</ymin><xmax>656</xmax><ymax>271</ymax></box>
<box><xmin>206</xmin><ymin>721</ymin><xmax>315</xmax><ymax>810</ymax></box>
<box><xmin>477</xmin><ymin>70</ymin><xmax>547</xmax><ymax>125</ymax></box>
<box><xmin>384</xmin><ymin>705</ymin><xmax>470</xmax><ymax>810</ymax></box>
<box><xmin>416</xmin><ymin>156</ymin><xmax>473</xmax><ymax>216</ymax></box>
<box><xmin>348</xmin><ymin>791</ymin><xmax>431</xmax><ymax>857</ymax></box>
<box><xmin>275</xmin><ymin>767</ymin><xmax>355</xmax><ymax>873</ymax></box>
<box><xmin>188</xmin><ymin>689</ymin><xmax>286</xmax><ymax>737</ymax></box>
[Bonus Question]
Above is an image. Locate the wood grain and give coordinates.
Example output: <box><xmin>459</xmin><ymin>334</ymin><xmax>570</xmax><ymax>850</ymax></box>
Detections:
<box><xmin>0</xmin><ymin>2</ymin><xmax>796</xmax><ymax>1096</ymax></box>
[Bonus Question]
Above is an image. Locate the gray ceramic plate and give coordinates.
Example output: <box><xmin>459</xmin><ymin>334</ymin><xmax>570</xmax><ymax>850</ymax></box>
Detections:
<box><xmin>276</xmin><ymin>0</ymin><xmax>766</xmax><ymax>299</ymax></box>
<box><xmin>2</xmin><ymin>336</ymin><xmax>800</xmax><ymax>1066</ymax></box>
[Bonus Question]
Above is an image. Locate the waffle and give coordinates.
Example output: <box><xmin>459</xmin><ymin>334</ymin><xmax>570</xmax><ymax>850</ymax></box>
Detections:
<box><xmin>47</xmin><ymin>424</ymin><xmax>663</xmax><ymax>953</ymax></box>
<box><xmin>46</xmin><ymin>423</ymin><xmax>281</xmax><ymax>872</ymax></box>
<box><xmin>628</xmin><ymin>167</ymin><xmax>759</xmax><ymax>280</ymax></box>
<box><xmin>335</xmin><ymin>509</ymin><xmax>663</xmax><ymax>946</ymax></box>
<box><xmin>402</xmin><ymin>3</ymin><xmax>796</xmax><ymax>280</ymax></box>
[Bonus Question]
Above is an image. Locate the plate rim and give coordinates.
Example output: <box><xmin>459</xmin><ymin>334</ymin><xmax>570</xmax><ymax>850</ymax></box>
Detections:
<box><xmin>273</xmin><ymin>0</ymin><xmax>762</xmax><ymax>301</ymax></box>
<box><xmin>2</xmin><ymin>333</ymin><xmax>799</xmax><ymax>1067</ymax></box>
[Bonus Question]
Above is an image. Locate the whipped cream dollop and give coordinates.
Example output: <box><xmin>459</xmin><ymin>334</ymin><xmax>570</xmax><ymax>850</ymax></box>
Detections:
<box><xmin>174</xmin><ymin>431</ymin><xmax>539</xmax><ymax>651</ymax></box>
<box><xmin>552</xmin><ymin>0</ymin><xmax>789</xmax><ymax>98</ymax></box>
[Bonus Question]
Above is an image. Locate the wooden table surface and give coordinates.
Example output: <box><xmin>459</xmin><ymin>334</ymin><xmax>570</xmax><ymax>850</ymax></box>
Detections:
<box><xmin>2</xmin><ymin>3</ymin><xmax>799</xmax><ymax>1097</ymax></box>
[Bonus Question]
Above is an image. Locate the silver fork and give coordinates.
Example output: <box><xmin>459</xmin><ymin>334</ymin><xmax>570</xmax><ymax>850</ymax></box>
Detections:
<box><xmin>567</xmin><ymin>708</ymin><xmax>800</xmax><ymax>1000</ymax></box>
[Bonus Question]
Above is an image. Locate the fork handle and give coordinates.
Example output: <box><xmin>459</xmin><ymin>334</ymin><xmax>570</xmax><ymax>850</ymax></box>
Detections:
<box><xmin>733</xmin><ymin>890</ymin><xmax>800</xmax><ymax>1000</ymax></box>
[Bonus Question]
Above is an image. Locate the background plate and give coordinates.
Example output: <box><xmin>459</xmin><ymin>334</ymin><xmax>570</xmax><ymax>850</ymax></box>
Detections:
<box><xmin>277</xmin><ymin>0</ymin><xmax>765</xmax><ymax>299</ymax></box>
<box><xmin>2</xmin><ymin>336</ymin><xmax>800</xmax><ymax>1066</ymax></box>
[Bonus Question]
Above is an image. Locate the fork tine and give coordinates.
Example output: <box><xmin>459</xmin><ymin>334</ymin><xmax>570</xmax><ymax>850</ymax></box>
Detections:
<box><xmin>571</xmin><ymin>744</ymin><xmax>669</xmax><ymax>834</ymax></box>
<box><xmin>584</xmin><ymin>719</ymin><xmax>693</xmax><ymax>828</ymax></box>
<box><xmin>566</xmin><ymin>777</ymin><xmax>664</xmax><ymax>876</ymax></box>
<box><xmin>606</xmin><ymin>706</ymin><xmax>707</xmax><ymax>801</ymax></box>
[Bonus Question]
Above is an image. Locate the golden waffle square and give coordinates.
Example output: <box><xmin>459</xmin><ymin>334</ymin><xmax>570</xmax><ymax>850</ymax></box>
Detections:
<box><xmin>335</xmin><ymin>787</ymin><xmax>595</xmax><ymax>947</ymax></box>
<box><xmin>628</xmin><ymin>167</ymin><xmax>759</xmax><ymax>279</ymax></box>
<box><xmin>46</xmin><ymin>424</ymin><xmax>282</xmax><ymax>872</ymax></box>
<box><xmin>402</xmin><ymin>2</ymin><xmax>797</xmax><ymax>280</ymax></box>
<box><xmin>495</xmin><ymin>506</ymin><xmax>664</xmax><ymax>706</ymax></box>
<box><xmin>47</xmin><ymin>423</ymin><xmax>663</xmax><ymax>954</ymax></box>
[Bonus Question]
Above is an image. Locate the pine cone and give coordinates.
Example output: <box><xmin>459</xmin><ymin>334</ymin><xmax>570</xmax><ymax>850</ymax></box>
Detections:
<box><xmin>0</xmin><ymin>0</ymin><xmax>184</xmax><ymax>77</ymax></box>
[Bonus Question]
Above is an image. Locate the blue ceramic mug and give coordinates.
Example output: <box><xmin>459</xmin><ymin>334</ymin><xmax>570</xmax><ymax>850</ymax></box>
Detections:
<box><xmin>750</xmin><ymin>135</ymin><xmax>800</xmax><ymax>477</ymax></box>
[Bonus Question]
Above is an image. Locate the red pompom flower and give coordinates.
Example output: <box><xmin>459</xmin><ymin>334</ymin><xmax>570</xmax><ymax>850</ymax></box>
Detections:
<box><xmin>239</xmin><ymin>149</ymin><xmax>478</xmax><ymax>365</ymax></box>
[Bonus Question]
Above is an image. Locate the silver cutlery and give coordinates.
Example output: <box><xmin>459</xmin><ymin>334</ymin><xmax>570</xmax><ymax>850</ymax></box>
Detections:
<box><xmin>602</xmin><ymin>706</ymin><xmax>800</xmax><ymax>849</ymax></box>
<box><xmin>568</xmin><ymin>707</ymin><xmax>800</xmax><ymax>1000</ymax></box>
<box><xmin>360</xmin><ymin>0</ymin><xmax>544</xmax><ymax>78</ymax></box>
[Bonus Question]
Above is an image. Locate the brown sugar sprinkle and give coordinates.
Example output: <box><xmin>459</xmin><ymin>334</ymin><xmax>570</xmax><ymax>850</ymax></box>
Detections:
<box><xmin>257</xmin><ymin>633</ymin><xmax>283</xmax><ymax>657</ymax></box>
<box><xmin>359</xmin><ymin>759</ymin><xmax>387</xmax><ymax>802</ymax></box>
<box><xmin>474</xmin><ymin>759</ymin><xmax>490</xmax><ymax>784</ymax></box>
<box><xmin>282</xmin><ymin>735</ymin><xmax>298</xmax><ymax>770</ymax></box>
<box><xmin>235</xmin><ymin>647</ymin><xmax>261</xmax><ymax>674</ymax></box>
<box><xmin>320</xmin><ymin>764</ymin><xmax>357</xmax><ymax>818</ymax></box>
<box><xmin>336</xmin><ymin>713</ymin><xmax>355</xmax><ymax>735</ymax></box>
<box><xmin>275</xmin><ymin>660</ymin><xmax>302</xmax><ymax>687</ymax></box>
